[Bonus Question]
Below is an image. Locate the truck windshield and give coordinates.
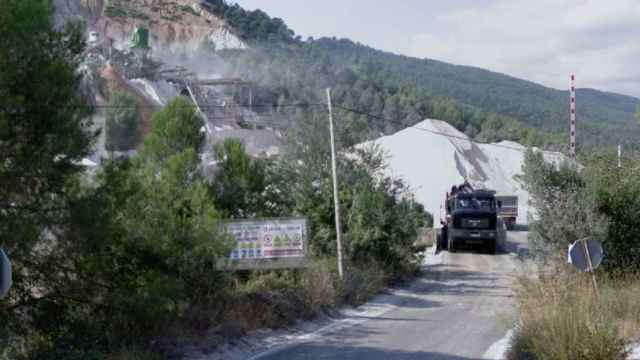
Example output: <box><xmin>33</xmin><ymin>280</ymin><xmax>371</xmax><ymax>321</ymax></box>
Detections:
<box><xmin>456</xmin><ymin>197</ymin><xmax>494</xmax><ymax>210</ymax></box>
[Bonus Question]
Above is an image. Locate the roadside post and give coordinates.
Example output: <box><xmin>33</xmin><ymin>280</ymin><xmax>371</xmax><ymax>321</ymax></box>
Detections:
<box><xmin>0</xmin><ymin>248</ymin><xmax>12</xmax><ymax>299</ymax></box>
<box><xmin>326</xmin><ymin>88</ymin><xmax>345</xmax><ymax>280</ymax></box>
<box><xmin>567</xmin><ymin>237</ymin><xmax>603</xmax><ymax>294</ymax></box>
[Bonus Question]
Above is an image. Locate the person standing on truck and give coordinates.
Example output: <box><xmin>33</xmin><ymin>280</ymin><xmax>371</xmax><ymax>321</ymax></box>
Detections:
<box><xmin>439</xmin><ymin>191</ymin><xmax>453</xmax><ymax>252</ymax></box>
<box><xmin>460</xmin><ymin>179</ymin><xmax>472</xmax><ymax>193</ymax></box>
<box><xmin>439</xmin><ymin>221</ymin><xmax>448</xmax><ymax>253</ymax></box>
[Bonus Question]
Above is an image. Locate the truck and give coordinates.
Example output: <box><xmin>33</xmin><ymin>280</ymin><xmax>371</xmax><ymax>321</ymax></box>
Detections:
<box><xmin>495</xmin><ymin>195</ymin><xmax>518</xmax><ymax>230</ymax></box>
<box><xmin>439</xmin><ymin>182</ymin><xmax>502</xmax><ymax>254</ymax></box>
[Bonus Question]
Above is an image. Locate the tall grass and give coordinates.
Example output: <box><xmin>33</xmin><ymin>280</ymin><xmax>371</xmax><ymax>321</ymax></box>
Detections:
<box><xmin>210</xmin><ymin>258</ymin><xmax>387</xmax><ymax>338</ymax></box>
<box><xmin>507</xmin><ymin>272</ymin><xmax>640</xmax><ymax>360</ymax></box>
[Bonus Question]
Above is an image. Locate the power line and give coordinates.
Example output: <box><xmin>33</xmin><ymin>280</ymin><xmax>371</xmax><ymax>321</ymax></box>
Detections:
<box><xmin>1</xmin><ymin>103</ymin><xmax>326</xmax><ymax>112</ymax></box>
<box><xmin>92</xmin><ymin>103</ymin><xmax>325</xmax><ymax>110</ymax></box>
<box><xmin>334</xmin><ymin>105</ymin><xmax>563</xmax><ymax>155</ymax></box>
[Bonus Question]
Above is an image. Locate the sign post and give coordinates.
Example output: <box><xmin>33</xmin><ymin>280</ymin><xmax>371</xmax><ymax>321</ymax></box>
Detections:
<box><xmin>582</xmin><ymin>240</ymin><xmax>598</xmax><ymax>293</ymax></box>
<box><xmin>0</xmin><ymin>248</ymin><xmax>12</xmax><ymax>299</ymax></box>
<box><xmin>568</xmin><ymin>238</ymin><xmax>602</xmax><ymax>294</ymax></box>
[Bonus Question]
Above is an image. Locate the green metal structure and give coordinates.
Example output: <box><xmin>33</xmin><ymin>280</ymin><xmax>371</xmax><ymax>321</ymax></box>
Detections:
<box><xmin>131</xmin><ymin>26</ymin><xmax>150</xmax><ymax>49</ymax></box>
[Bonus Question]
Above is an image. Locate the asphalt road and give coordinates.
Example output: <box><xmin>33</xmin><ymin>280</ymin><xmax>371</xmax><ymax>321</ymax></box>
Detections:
<box><xmin>254</xmin><ymin>231</ymin><xmax>530</xmax><ymax>360</ymax></box>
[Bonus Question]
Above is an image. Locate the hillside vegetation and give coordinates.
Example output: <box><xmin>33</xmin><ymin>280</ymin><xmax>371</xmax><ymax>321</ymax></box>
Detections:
<box><xmin>506</xmin><ymin>149</ymin><xmax>640</xmax><ymax>359</ymax></box>
<box><xmin>201</xmin><ymin>0</ymin><xmax>638</xmax><ymax>152</ymax></box>
<box><xmin>220</xmin><ymin>41</ymin><xmax>566</xmax><ymax>150</ymax></box>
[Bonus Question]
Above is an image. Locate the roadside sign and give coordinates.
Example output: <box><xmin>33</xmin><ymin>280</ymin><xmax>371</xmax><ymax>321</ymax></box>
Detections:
<box><xmin>220</xmin><ymin>217</ymin><xmax>308</xmax><ymax>270</ymax></box>
<box><xmin>0</xmin><ymin>248</ymin><xmax>11</xmax><ymax>299</ymax></box>
<box><xmin>568</xmin><ymin>238</ymin><xmax>603</xmax><ymax>272</ymax></box>
<box><xmin>568</xmin><ymin>238</ymin><xmax>603</xmax><ymax>294</ymax></box>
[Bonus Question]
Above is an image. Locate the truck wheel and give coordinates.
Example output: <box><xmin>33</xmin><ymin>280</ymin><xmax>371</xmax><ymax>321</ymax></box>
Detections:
<box><xmin>487</xmin><ymin>240</ymin><xmax>497</xmax><ymax>255</ymax></box>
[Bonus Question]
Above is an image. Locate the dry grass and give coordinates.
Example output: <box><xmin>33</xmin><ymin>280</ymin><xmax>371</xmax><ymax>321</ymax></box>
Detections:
<box><xmin>210</xmin><ymin>259</ymin><xmax>387</xmax><ymax>338</ymax></box>
<box><xmin>340</xmin><ymin>262</ymin><xmax>386</xmax><ymax>306</ymax></box>
<box><xmin>507</xmin><ymin>272</ymin><xmax>640</xmax><ymax>360</ymax></box>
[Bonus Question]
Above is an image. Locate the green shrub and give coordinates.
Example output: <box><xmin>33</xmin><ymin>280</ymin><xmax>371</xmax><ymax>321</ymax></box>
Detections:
<box><xmin>105</xmin><ymin>91</ymin><xmax>141</xmax><ymax>151</ymax></box>
<box><xmin>228</xmin><ymin>271</ymin><xmax>304</xmax><ymax>330</ymax></box>
<box><xmin>299</xmin><ymin>259</ymin><xmax>341</xmax><ymax>316</ymax></box>
<box><xmin>587</xmin><ymin>153</ymin><xmax>640</xmax><ymax>271</ymax></box>
<box><xmin>522</xmin><ymin>149</ymin><xmax>640</xmax><ymax>272</ymax></box>
<box><xmin>214</xmin><ymin>259</ymin><xmax>388</xmax><ymax>336</ymax></box>
<box><xmin>507</xmin><ymin>275</ymin><xmax>631</xmax><ymax>360</ymax></box>
<box><xmin>340</xmin><ymin>262</ymin><xmax>386</xmax><ymax>305</ymax></box>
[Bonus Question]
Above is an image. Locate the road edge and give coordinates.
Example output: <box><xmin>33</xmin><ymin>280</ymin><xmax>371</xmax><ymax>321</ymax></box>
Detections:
<box><xmin>239</xmin><ymin>245</ymin><xmax>443</xmax><ymax>360</ymax></box>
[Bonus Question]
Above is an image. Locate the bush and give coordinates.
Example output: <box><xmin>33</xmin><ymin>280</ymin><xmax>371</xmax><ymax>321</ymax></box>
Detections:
<box><xmin>586</xmin><ymin>153</ymin><xmax>640</xmax><ymax>271</ymax></box>
<box><xmin>507</xmin><ymin>275</ymin><xmax>633</xmax><ymax>360</ymax></box>
<box><xmin>105</xmin><ymin>91</ymin><xmax>141</xmax><ymax>151</ymax></box>
<box><xmin>522</xmin><ymin>149</ymin><xmax>640</xmax><ymax>271</ymax></box>
<box><xmin>2</xmin><ymin>97</ymin><xmax>233</xmax><ymax>358</ymax></box>
<box><xmin>513</xmin><ymin>148</ymin><xmax>640</xmax><ymax>360</ymax></box>
<box><xmin>212</xmin><ymin>259</ymin><xmax>387</xmax><ymax>337</ymax></box>
<box><xmin>211</xmin><ymin>139</ymin><xmax>268</xmax><ymax>218</ymax></box>
<box><xmin>299</xmin><ymin>259</ymin><xmax>341</xmax><ymax>316</ymax></box>
<box><xmin>300</xmin><ymin>258</ymin><xmax>386</xmax><ymax>310</ymax></box>
<box><xmin>340</xmin><ymin>262</ymin><xmax>386</xmax><ymax>305</ymax></box>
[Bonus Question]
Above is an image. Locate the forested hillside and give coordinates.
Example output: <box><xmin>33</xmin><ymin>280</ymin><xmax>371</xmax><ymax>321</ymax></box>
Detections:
<box><xmin>310</xmin><ymin>39</ymin><xmax>640</xmax><ymax>150</ymax></box>
<box><xmin>204</xmin><ymin>0</ymin><xmax>639</xmax><ymax>151</ymax></box>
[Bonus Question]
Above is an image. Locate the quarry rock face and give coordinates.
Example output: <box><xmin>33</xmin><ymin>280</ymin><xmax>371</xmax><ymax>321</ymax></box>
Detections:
<box><xmin>53</xmin><ymin>0</ymin><xmax>263</xmax><ymax>167</ymax></box>
<box><xmin>53</xmin><ymin>0</ymin><xmax>246</xmax><ymax>53</ymax></box>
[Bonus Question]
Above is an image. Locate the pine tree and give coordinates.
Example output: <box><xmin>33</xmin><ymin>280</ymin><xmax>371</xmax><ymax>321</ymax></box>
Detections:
<box><xmin>0</xmin><ymin>0</ymin><xmax>95</xmax><ymax>311</ymax></box>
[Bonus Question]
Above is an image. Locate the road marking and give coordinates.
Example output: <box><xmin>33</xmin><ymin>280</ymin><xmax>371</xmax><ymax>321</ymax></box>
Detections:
<box><xmin>483</xmin><ymin>329</ymin><xmax>513</xmax><ymax>359</ymax></box>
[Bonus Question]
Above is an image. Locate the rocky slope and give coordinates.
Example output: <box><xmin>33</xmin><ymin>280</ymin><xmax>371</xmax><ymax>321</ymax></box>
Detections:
<box><xmin>54</xmin><ymin>0</ymin><xmax>246</xmax><ymax>53</ymax></box>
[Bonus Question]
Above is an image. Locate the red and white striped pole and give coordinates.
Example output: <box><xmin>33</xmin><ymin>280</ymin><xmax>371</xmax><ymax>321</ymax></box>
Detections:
<box><xmin>570</xmin><ymin>74</ymin><xmax>577</xmax><ymax>159</ymax></box>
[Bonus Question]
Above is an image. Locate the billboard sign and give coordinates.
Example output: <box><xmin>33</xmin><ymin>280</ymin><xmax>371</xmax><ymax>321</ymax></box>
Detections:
<box><xmin>222</xmin><ymin>217</ymin><xmax>308</xmax><ymax>270</ymax></box>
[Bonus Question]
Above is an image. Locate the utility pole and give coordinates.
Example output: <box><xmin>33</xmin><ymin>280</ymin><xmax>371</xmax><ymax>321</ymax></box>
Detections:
<box><xmin>0</xmin><ymin>248</ymin><xmax>11</xmax><ymax>299</ymax></box>
<box><xmin>326</xmin><ymin>88</ymin><xmax>345</xmax><ymax>279</ymax></box>
<box><xmin>618</xmin><ymin>144</ymin><xmax>622</xmax><ymax>168</ymax></box>
<box><xmin>569</xmin><ymin>75</ymin><xmax>598</xmax><ymax>293</ymax></box>
<box><xmin>569</xmin><ymin>74</ymin><xmax>577</xmax><ymax>160</ymax></box>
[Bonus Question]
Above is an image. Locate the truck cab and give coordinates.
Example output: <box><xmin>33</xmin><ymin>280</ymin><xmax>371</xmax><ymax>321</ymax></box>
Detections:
<box><xmin>445</xmin><ymin>190</ymin><xmax>499</xmax><ymax>254</ymax></box>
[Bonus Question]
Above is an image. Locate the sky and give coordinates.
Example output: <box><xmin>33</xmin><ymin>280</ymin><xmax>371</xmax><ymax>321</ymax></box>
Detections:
<box><xmin>233</xmin><ymin>0</ymin><xmax>640</xmax><ymax>98</ymax></box>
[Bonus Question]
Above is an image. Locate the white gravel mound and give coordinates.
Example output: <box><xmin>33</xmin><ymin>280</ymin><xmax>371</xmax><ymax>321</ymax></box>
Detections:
<box><xmin>370</xmin><ymin>119</ymin><xmax>567</xmax><ymax>223</ymax></box>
